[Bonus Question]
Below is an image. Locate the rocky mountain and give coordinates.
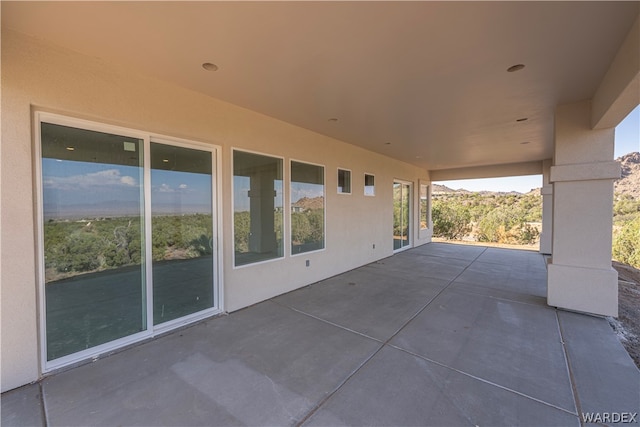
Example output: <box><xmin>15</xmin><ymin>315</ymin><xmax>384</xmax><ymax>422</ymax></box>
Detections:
<box><xmin>616</xmin><ymin>152</ymin><xmax>640</xmax><ymax>199</ymax></box>
<box><xmin>432</xmin><ymin>152</ymin><xmax>639</xmax><ymax>198</ymax></box>
<box><xmin>432</xmin><ymin>183</ymin><xmax>526</xmax><ymax>196</ymax></box>
<box><xmin>432</xmin><ymin>184</ymin><xmax>458</xmax><ymax>194</ymax></box>
<box><xmin>292</xmin><ymin>196</ymin><xmax>324</xmax><ymax>211</ymax></box>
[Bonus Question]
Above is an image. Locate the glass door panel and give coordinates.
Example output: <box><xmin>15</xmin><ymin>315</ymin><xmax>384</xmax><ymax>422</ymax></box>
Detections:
<box><xmin>41</xmin><ymin>123</ymin><xmax>146</xmax><ymax>361</ymax></box>
<box><xmin>393</xmin><ymin>181</ymin><xmax>411</xmax><ymax>251</ymax></box>
<box><xmin>151</xmin><ymin>143</ymin><xmax>214</xmax><ymax>325</ymax></box>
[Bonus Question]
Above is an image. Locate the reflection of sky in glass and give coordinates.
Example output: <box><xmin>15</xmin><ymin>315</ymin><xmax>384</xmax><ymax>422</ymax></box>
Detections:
<box><xmin>233</xmin><ymin>176</ymin><xmax>283</xmax><ymax>212</ymax></box>
<box><xmin>42</xmin><ymin>159</ymin><xmax>142</xmax><ymax>219</ymax></box>
<box><xmin>151</xmin><ymin>169</ymin><xmax>212</xmax><ymax>214</ymax></box>
<box><xmin>43</xmin><ymin>159</ymin><xmax>214</xmax><ymax>218</ymax></box>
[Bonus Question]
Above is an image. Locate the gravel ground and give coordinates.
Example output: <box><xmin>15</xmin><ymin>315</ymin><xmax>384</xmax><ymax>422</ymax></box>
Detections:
<box><xmin>611</xmin><ymin>262</ymin><xmax>640</xmax><ymax>370</ymax></box>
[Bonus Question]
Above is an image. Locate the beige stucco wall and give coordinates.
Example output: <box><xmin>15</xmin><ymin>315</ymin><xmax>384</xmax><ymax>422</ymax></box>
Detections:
<box><xmin>429</xmin><ymin>161</ymin><xmax>543</xmax><ymax>182</ymax></box>
<box><xmin>1</xmin><ymin>30</ymin><xmax>432</xmax><ymax>392</ymax></box>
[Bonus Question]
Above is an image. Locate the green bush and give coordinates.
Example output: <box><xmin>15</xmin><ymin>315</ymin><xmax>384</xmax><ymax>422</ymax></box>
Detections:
<box><xmin>516</xmin><ymin>223</ymin><xmax>540</xmax><ymax>245</ymax></box>
<box><xmin>432</xmin><ymin>202</ymin><xmax>471</xmax><ymax>239</ymax></box>
<box><xmin>477</xmin><ymin>206</ymin><xmax>516</xmax><ymax>243</ymax></box>
<box><xmin>613</xmin><ymin>216</ymin><xmax>640</xmax><ymax>268</ymax></box>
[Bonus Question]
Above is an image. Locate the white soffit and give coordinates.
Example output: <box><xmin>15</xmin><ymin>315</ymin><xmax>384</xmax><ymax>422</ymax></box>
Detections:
<box><xmin>3</xmin><ymin>1</ymin><xmax>638</xmax><ymax>170</ymax></box>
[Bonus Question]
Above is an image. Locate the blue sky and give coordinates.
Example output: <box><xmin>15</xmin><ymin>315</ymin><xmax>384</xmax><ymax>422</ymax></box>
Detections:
<box><xmin>434</xmin><ymin>105</ymin><xmax>640</xmax><ymax>193</ymax></box>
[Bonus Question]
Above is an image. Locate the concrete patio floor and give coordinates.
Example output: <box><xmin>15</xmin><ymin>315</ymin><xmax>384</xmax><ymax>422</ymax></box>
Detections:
<box><xmin>2</xmin><ymin>243</ymin><xmax>639</xmax><ymax>426</ymax></box>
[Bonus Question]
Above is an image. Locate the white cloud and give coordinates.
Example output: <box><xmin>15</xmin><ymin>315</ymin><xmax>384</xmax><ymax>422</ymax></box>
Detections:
<box><xmin>179</xmin><ymin>184</ymin><xmax>188</xmax><ymax>189</ymax></box>
<box><xmin>158</xmin><ymin>183</ymin><xmax>174</xmax><ymax>193</ymax></box>
<box><xmin>120</xmin><ymin>176</ymin><xmax>136</xmax><ymax>186</ymax></box>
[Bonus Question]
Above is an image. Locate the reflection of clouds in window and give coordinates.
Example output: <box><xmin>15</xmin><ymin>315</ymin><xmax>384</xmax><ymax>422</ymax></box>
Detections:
<box><xmin>120</xmin><ymin>176</ymin><xmax>136</xmax><ymax>186</ymax></box>
<box><xmin>43</xmin><ymin>168</ymin><xmax>137</xmax><ymax>190</ymax></box>
<box><xmin>155</xmin><ymin>183</ymin><xmax>192</xmax><ymax>193</ymax></box>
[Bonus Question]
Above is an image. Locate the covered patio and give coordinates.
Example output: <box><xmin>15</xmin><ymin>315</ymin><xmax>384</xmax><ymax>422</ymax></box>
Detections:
<box><xmin>3</xmin><ymin>243</ymin><xmax>638</xmax><ymax>426</ymax></box>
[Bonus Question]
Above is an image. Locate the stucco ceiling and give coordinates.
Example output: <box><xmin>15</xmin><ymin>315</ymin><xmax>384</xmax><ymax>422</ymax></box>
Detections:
<box><xmin>3</xmin><ymin>1</ymin><xmax>638</xmax><ymax>172</ymax></box>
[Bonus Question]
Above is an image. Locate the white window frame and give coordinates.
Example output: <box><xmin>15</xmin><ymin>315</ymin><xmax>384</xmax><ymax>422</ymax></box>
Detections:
<box><xmin>35</xmin><ymin>111</ymin><xmax>223</xmax><ymax>372</ymax></box>
<box><xmin>337</xmin><ymin>168</ymin><xmax>352</xmax><ymax>195</ymax></box>
<box><xmin>364</xmin><ymin>173</ymin><xmax>376</xmax><ymax>196</ymax></box>
<box><xmin>231</xmin><ymin>148</ymin><xmax>286</xmax><ymax>268</ymax></box>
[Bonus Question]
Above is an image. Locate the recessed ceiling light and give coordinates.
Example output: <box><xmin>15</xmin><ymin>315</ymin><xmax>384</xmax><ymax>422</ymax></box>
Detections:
<box><xmin>516</xmin><ymin>117</ymin><xmax>528</xmax><ymax>122</ymax></box>
<box><xmin>507</xmin><ymin>64</ymin><xmax>525</xmax><ymax>72</ymax></box>
<box><xmin>65</xmin><ymin>146</ymin><xmax>75</xmax><ymax>151</ymax></box>
<box><xmin>520</xmin><ymin>141</ymin><xmax>531</xmax><ymax>145</ymax></box>
<box><xmin>328</xmin><ymin>118</ymin><xmax>338</xmax><ymax>122</ymax></box>
<box><xmin>202</xmin><ymin>62</ymin><xmax>219</xmax><ymax>72</ymax></box>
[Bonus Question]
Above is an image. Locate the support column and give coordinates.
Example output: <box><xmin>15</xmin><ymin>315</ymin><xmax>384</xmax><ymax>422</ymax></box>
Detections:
<box><xmin>539</xmin><ymin>159</ymin><xmax>553</xmax><ymax>255</ymax></box>
<box><xmin>248</xmin><ymin>169</ymin><xmax>277</xmax><ymax>254</ymax></box>
<box><xmin>547</xmin><ymin>101</ymin><xmax>620</xmax><ymax>317</ymax></box>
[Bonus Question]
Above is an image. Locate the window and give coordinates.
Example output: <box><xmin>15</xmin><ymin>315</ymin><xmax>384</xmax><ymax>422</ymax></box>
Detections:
<box><xmin>364</xmin><ymin>173</ymin><xmax>375</xmax><ymax>196</ymax></box>
<box><xmin>233</xmin><ymin>150</ymin><xmax>284</xmax><ymax>266</ymax></box>
<box><xmin>420</xmin><ymin>183</ymin><xmax>429</xmax><ymax>230</ymax></box>
<box><xmin>337</xmin><ymin>168</ymin><xmax>351</xmax><ymax>194</ymax></box>
<box><xmin>291</xmin><ymin>161</ymin><xmax>325</xmax><ymax>254</ymax></box>
<box><xmin>37</xmin><ymin>114</ymin><xmax>220</xmax><ymax>368</ymax></box>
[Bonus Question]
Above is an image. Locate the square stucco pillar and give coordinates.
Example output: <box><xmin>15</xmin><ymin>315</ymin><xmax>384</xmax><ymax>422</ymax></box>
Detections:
<box><xmin>539</xmin><ymin>159</ymin><xmax>553</xmax><ymax>255</ymax></box>
<box><xmin>547</xmin><ymin>101</ymin><xmax>620</xmax><ymax>317</ymax></box>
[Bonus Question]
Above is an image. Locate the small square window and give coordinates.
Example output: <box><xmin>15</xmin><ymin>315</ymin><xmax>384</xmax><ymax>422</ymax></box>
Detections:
<box><xmin>364</xmin><ymin>173</ymin><xmax>375</xmax><ymax>196</ymax></box>
<box><xmin>338</xmin><ymin>169</ymin><xmax>351</xmax><ymax>194</ymax></box>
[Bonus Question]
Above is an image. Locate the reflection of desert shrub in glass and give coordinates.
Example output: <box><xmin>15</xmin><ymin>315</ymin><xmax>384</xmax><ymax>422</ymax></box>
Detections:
<box><xmin>43</xmin><ymin>214</ymin><xmax>212</xmax><ymax>279</ymax></box>
<box><xmin>291</xmin><ymin>212</ymin><xmax>311</xmax><ymax>245</ymax></box>
<box><xmin>151</xmin><ymin>214</ymin><xmax>212</xmax><ymax>261</ymax></box>
<box><xmin>233</xmin><ymin>211</ymin><xmax>250</xmax><ymax>253</ymax></box>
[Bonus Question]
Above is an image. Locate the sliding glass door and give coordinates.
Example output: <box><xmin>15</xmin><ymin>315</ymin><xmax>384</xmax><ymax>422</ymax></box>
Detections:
<box><xmin>41</xmin><ymin>123</ymin><xmax>147</xmax><ymax>361</ymax></box>
<box><xmin>38</xmin><ymin>115</ymin><xmax>219</xmax><ymax>367</ymax></box>
<box><xmin>393</xmin><ymin>181</ymin><xmax>412</xmax><ymax>251</ymax></box>
<box><xmin>151</xmin><ymin>143</ymin><xmax>214</xmax><ymax>325</ymax></box>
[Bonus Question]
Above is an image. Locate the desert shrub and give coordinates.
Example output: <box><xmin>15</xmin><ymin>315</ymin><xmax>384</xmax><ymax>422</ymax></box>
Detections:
<box><xmin>614</xmin><ymin>194</ymin><xmax>640</xmax><ymax>217</ymax></box>
<box><xmin>613</xmin><ymin>217</ymin><xmax>640</xmax><ymax>268</ymax></box>
<box><xmin>476</xmin><ymin>205</ymin><xmax>539</xmax><ymax>244</ymax></box>
<box><xmin>477</xmin><ymin>206</ymin><xmax>518</xmax><ymax>243</ymax></box>
<box><xmin>432</xmin><ymin>202</ymin><xmax>471</xmax><ymax>239</ymax></box>
<box><xmin>515</xmin><ymin>223</ymin><xmax>540</xmax><ymax>245</ymax></box>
